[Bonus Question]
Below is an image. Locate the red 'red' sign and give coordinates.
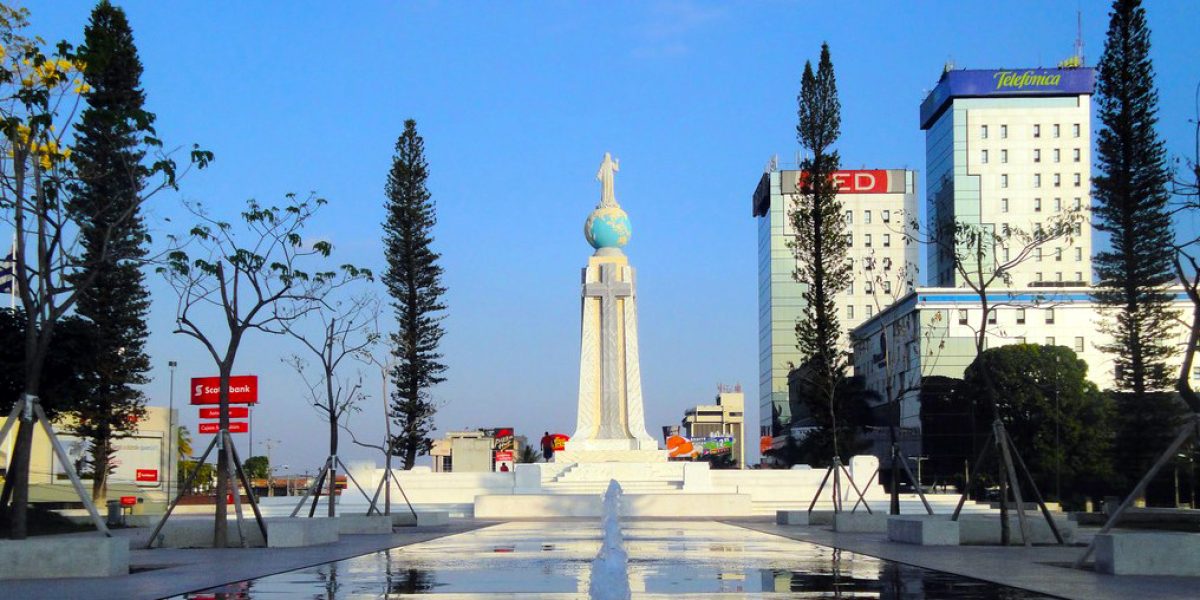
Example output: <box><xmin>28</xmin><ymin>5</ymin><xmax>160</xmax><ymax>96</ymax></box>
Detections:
<box><xmin>198</xmin><ymin>407</ymin><xmax>249</xmax><ymax>419</ymax></box>
<box><xmin>198</xmin><ymin>421</ymin><xmax>249</xmax><ymax>434</ymax></box>
<box><xmin>795</xmin><ymin>170</ymin><xmax>891</xmax><ymax>194</ymax></box>
<box><xmin>190</xmin><ymin>375</ymin><xmax>258</xmax><ymax>405</ymax></box>
<box><xmin>119</xmin><ymin>496</ymin><xmax>137</xmax><ymax>506</ymax></box>
<box><xmin>135</xmin><ymin>469</ymin><xmax>158</xmax><ymax>482</ymax></box>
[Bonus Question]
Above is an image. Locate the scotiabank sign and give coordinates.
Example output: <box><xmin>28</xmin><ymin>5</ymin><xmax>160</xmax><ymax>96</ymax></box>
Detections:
<box><xmin>783</xmin><ymin>169</ymin><xmax>904</xmax><ymax>195</ymax></box>
<box><xmin>190</xmin><ymin>375</ymin><xmax>258</xmax><ymax>405</ymax></box>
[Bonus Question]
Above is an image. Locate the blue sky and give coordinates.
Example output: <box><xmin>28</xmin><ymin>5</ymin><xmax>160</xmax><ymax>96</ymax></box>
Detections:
<box><xmin>20</xmin><ymin>1</ymin><xmax>1200</xmax><ymax>470</ymax></box>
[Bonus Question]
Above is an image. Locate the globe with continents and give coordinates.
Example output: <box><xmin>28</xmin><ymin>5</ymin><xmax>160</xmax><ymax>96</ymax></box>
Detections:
<box><xmin>585</xmin><ymin>206</ymin><xmax>632</xmax><ymax>249</ymax></box>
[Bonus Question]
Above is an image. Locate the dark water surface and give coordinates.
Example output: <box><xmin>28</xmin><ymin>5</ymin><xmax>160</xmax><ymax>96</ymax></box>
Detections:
<box><xmin>175</xmin><ymin>521</ymin><xmax>1054</xmax><ymax>599</ymax></box>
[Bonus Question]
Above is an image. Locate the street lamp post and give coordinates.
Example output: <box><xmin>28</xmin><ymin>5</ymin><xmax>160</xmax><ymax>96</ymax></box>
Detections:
<box><xmin>260</xmin><ymin>438</ymin><xmax>280</xmax><ymax>496</ymax></box>
<box><xmin>167</xmin><ymin>360</ymin><xmax>177</xmax><ymax>503</ymax></box>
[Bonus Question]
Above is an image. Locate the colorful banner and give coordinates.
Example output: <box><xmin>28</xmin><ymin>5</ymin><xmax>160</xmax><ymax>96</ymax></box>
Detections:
<box><xmin>190</xmin><ymin>375</ymin><xmax>259</xmax><ymax>405</ymax></box>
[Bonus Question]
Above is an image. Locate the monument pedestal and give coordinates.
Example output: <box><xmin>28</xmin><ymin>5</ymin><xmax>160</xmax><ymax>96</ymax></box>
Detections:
<box><xmin>553</xmin><ymin>449</ymin><xmax>668</xmax><ymax>464</ymax></box>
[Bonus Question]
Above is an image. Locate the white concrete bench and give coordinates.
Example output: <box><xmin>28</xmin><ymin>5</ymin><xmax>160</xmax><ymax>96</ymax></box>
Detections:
<box><xmin>1095</xmin><ymin>532</ymin><xmax>1200</xmax><ymax>576</ymax></box>
<box><xmin>833</xmin><ymin>512</ymin><xmax>889</xmax><ymax>533</ymax></box>
<box><xmin>335</xmin><ymin>514</ymin><xmax>393</xmax><ymax>534</ymax></box>
<box><xmin>957</xmin><ymin>514</ymin><xmax>1075</xmax><ymax>545</ymax></box>
<box><xmin>887</xmin><ymin>516</ymin><xmax>959</xmax><ymax>546</ymax></box>
<box><xmin>775</xmin><ymin>510</ymin><xmax>834</xmax><ymax>525</ymax></box>
<box><xmin>266</xmin><ymin>517</ymin><xmax>339</xmax><ymax>548</ymax></box>
<box><xmin>0</xmin><ymin>537</ymin><xmax>129</xmax><ymax>579</ymax></box>
<box><xmin>155</xmin><ymin>519</ymin><xmax>266</xmax><ymax>548</ymax></box>
<box><xmin>391</xmin><ymin>511</ymin><xmax>450</xmax><ymax>527</ymax></box>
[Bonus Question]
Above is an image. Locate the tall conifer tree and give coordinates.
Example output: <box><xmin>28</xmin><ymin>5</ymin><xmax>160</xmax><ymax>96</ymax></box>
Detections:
<box><xmin>383</xmin><ymin>120</ymin><xmax>446</xmax><ymax>470</ymax></box>
<box><xmin>68</xmin><ymin>0</ymin><xmax>151</xmax><ymax>501</ymax></box>
<box><xmin>792</xmin><ymin>43</ymin><xmax>854</xmax><ymax>460</ymax></box>
<box><xmin>1092</xmin><ymin>0</ymin><xmax>1183</xmax><ymax>489</ymax></box>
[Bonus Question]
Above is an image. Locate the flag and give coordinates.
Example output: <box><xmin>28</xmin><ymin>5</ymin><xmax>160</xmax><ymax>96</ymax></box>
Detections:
<box><xmin>0</xmin><ymin>249</ymin><xmax>13</xmax><ymax>294</ymax></box>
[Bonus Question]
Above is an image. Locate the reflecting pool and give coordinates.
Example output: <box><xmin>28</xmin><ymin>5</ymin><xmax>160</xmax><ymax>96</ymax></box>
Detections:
<box><xmin>176</xmin><ymin>521</ymin><xmax>1052</xmax><ymax>599</ymax></box>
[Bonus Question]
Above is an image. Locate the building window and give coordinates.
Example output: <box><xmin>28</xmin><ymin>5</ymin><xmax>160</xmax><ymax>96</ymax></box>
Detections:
<box><xmin>1053</xmin><ymin>197</ymin><xmax>1061</xmax><ymax>212</ymax></box>
<box><xmin>864</xmin><ymin>210</ymin><xmax>872</xmax><ymax>224</ymax></box>
<box><xmin>1001</xmin><ymin>198</ymin><xmax>1009</xmax><ymax>212</ymax></box>
<box><xmin>981</xmin><ymin>124</ymin><xmax>989</xmax><ymax>139</ymax></box>
<box><xmin>1001</xmin><ymin>149</ymin><xmax>1008</xmax><ymax>164</ymax></box>
<box><xmin>1045</xmin><ymin>308</ymin><xmax>1055</xmax><ymax>324</ymax></box>
<box><xmin>988</xmin><ymin>310</ymin><xmax>997</xmax><ymax>325</ymax></box>
<box><xmin>864</xmin><ymin>257</ymin><xmax>873</xmax><ymax>270</ymax></box>
<box><xmin>847</xmin><ymin>305</ymin><xmax>854</xmax><ymax>319</ymax></box>
<box><xmin>958</xmin><ymin>309</ymin><xmax>968</xmax><ymax>325</ymax></box>
<box><xmin>1001</xmin><ymin>124</ymin><xmax>1008</xmax><ymax>138</ymax></box>
<box><xmin>865</xmin><ymin>305</ymin><xmax>873</xmax><ymax>318</ymax></box>
<box><xmin>1074</xmin><ymin>173</ymin><xmax>1082</xmax><ymax>187</ymax></box>
<box><xmin>1003</xmin><ymin>247</ymin><xmax>1011</xmax><ymax>261</ymax></box>
<box><xmin>1047</xmin><ymin>336</ymin><xmax>1055</xmax><ymax>346</ymax></box>
<box><xmin>1056</xmin><ymin>271</ymin><xmax>1063</xmax><ymax>281</ymax></box>
<box><xmin>1053</xmin><ymin>173</ymin><xmax>1061</xmax><ymax>187</ymax></box>
<box><xmin>1034</xmin><ymin>198</ymin><xmax>1042</xmax><ymax>212</ymax></box>
<box><xmin>865</xmin><ymin>280</ymin><xmax>874</xmax><ymax>293</ymax></box>
<box><xmin>1073</xmin><ymin>222</ymin><xmax>1082</xmax><ymax>236</ymax></box>
<box><xmin>1075</xmin><ymin>247</ymin><xmax>1083</xmax><ymax>261</ymax></box>
<box><xmin>864</xmin><ymin>233</ymin><xmax>872</xmax><ymax>247</ymax></box>
<box><xmin>1001</xmin><ymin>174</ymin><xmax>1009</xmax><ymax>188</ymax></box>
<box><xmin>882</xmin><ymin>209</ymin><xmax>891</xmax><ymax>222</ymax></box>
<box><xmin>883</xmin><ymin>280</ymin><xmax>892</xmax><ymax>294</ymax></box>
<box><xmin>1036</xmin><ymin>247</ymin><xmax>1043</xmax><ymax>261</ymax></box>
<box><xmin>1053</xmin><ymin>124</ymin><xmax>1061</xmax><ymax>138</ymax></box>
<box><xmin>1033</xmin><ymin>124</ymin><xmax>1041</xmax><ymax>138</ymax></box>
<box><xmin>883</xmin><ymin>257</ymin><xmax>892</xmax><ymax>270</ymax></box>
<box><xmin>1073</xmin><ymin>123</ymin><xmax>1081</xmax><ymax>137</ymax></box>
<box><xmin>1075</xmin><ymin>271</ymin><xmax>1083</xmax><ymax>281</ymax></box>
<box><xmin>1073</xmin><ymin>148</ymin><xmax>1081</xmax><ymax>162</ymax></box>
<box><xmin>846</xmin><ymin>281</ymin><xmax>854</xmax><ymax>295</ymax></box>
<box><xmin>981</xmin><ymin>149</ymin><xmax>989</xmax><ymax>164</ymax></box>
<box><xmin>1017</xmin><ymin>336</ymin><xmax>1026</xmax><ymax>344</ymax></box>
<box><xmin>1036</xmin><ymin>271</ymin><xmax>1043</xmax><ymax>282</ymax></box>
<box><xmin>1193</xmin><ymin>365</ymin><xmax>1200</xmax><ymax>380</ymax></box>
<box><xmin>883</xmin><ymin>233</ymin><xmax>891</xmax><ymax>247</ymax></box>
<box><xmin>845</xmin><ymin>210</ymin><xmax>853</xmax><ymax>223</ymax></box>
<box><xmin>1016</xmin><ymin>308</ymin><xmax>1026</xmax><ymax>324</ymax></box>
<box><xmin>1055</xmin><ymin>248</ymin><xmax>1062</xmax><ymax>262</ymax></box>
<box><xmin>1034</xmin><ymin>149</ymin><xmax>1041</xmax><ymax>163</ymax></box>
<box><xmin>845</xmin><ymin>233</ymin><xmax>853</xmax><ymax>247</ymax></box>
<box><xmin>1002</xmin><ymin>223</ymin><xmax>1010</xmax><ymax>236</ymax></box>
<box><xmin>1053</xmin><ymin>148</ymin><xmax>1061</xmax><ymax>163</ymax></box>
<box><xmin>1034</xmin><ymin>174</ymin><xmax>1041</xmax><ymax>188</ymax></box>
<box><xmin>1073</xmin><ymin>197</ymin><xmax>1082</xmax><ymax>210</ymax></box>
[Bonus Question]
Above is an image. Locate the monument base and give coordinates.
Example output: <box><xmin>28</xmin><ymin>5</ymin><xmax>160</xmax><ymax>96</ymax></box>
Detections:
<box><xmin>553</xmin><ymin>448</ymin><xmax>668</xmax><ymax>464</ymax></box>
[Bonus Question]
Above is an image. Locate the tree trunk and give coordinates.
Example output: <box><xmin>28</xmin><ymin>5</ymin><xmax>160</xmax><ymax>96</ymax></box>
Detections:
<box><xmin>213</xmin><ymin>365</ymin><xmax>231</xmax><ymax>548</ymax></box>
<box><xmin>91</xmin><ymin>436</ymin><xmax>109</xmax><ymax>502</ymax></box>
<box><xmin>5</xmin><ymin>421</ymin><xmax>35</xmax><ymax>539</ymax></box>
<box><xmin>328</xmin><ymin>379</ymin><xmax>338</xmax><ymax>517</ymax></box>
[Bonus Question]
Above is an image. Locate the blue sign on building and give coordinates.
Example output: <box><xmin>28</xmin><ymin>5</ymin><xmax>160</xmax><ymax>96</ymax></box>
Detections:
<box><xmin>920</xmin><ymin>68</ymin><xmax>1095</xmax><ymax>129</ymax></box>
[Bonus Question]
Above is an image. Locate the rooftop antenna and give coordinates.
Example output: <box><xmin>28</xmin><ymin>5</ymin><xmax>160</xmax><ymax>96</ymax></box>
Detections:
<box><xmin>1075</xmin><ymin>9</ymin><xmax>1085</xmax><ymax>65</ymax></box>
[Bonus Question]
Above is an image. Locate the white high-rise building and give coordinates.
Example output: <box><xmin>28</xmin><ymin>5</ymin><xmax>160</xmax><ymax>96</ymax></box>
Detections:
<box><xmin>920</xmin><ymin>67</ymin><xmax>1095</xmax><ymax>288</ymax></box>
<box><xmin>752</xmin><ymin>168</ymin><xmax>918</xmax><ymax>433</ymax></box>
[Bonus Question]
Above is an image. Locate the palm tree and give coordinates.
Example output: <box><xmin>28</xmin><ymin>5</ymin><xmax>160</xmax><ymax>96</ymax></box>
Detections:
<box><xmin>177</xmin><ymin>425</ymin><xmax>192</xmax><ymax>461</ymax></box>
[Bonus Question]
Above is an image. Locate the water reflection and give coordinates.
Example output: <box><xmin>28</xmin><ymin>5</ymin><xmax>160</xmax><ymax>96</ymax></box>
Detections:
<box><xmin>178</xmin><ymin>521</ymin><xmax>1051</xmax><ymax>599</ymax></box>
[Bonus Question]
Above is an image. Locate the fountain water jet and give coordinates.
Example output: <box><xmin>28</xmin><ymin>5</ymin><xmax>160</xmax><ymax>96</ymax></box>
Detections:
<box><xmin>588</xmin><ymin>479</ymin><xmax>630</xmax><ymax>600</ymax></box>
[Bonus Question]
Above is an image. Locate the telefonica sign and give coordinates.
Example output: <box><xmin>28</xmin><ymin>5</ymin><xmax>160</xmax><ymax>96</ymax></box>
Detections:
<box><xmin>919</xmin><ymin>67</ymin><xmax>1095</xmax><ymax>129</ymax></box>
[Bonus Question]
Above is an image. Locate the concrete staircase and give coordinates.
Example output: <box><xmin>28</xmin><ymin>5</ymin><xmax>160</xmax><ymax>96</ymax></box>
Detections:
<box><xmin>540</xmin><ymin>462</ymin><xmax>685</xmax><ymax>495</ymax></box>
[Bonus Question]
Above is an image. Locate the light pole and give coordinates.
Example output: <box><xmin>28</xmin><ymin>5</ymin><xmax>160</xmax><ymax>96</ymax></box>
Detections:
<box><xmin>167</xmin><ymin>360</ymin><xmax>177</xmax><ymax>503</ymax></box>
<box><xmin>260</xmin><ymin>438</ymin><xmax>280</xmax><ymax>496</ymax></box>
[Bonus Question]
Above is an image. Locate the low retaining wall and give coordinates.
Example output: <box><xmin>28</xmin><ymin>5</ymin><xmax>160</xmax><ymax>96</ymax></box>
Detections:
<box><xmin>267</xmin><ymin>518</ymin><xmax>338</xmax><ymax>548</ymax></box>
<box><xmin>834</xmin><ymin>511</ymin><xmax>889</xmax><ymax>533</ymax></box>
<box><xmin>957</xmin><ymin>514</ymin><xmax>1075</xmax><ymax>545</ymax></box>
<box><xmin>887</xmin><ymin>516</ymin><xmax>959</xmax><ymax>546</ymax></box>
<box><xmin>334</xmin><ymin>514</ymin><xmax>392</xmax><ymax>534</ymax></box>
<box><xmin>1095</xmin><ymin>532</ymin><xmax>1200</xmax><ymax>576</ymax></box>
<box><xmin>0</xmin><ymin>537</ymin><xmax>129</xmax><ymax>579</ymax></box>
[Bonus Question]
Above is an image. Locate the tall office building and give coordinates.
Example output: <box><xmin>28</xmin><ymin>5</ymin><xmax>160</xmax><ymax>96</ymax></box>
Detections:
<box><xmin>752</xmin><ymin>168</ymin><xmax>918</xmax><ymax>434</ymax></box>
<box><xmin>920</xmin><ymin>67</ymin><xmax>1095</xmax><ymax>287</ymax></box>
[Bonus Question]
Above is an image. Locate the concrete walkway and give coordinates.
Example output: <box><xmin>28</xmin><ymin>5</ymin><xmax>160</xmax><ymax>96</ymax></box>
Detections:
<box><xmin>730</xmin><ymin>518</ymin><xmax>1198</xmax><ymax>600</ymax></box>
<box><xmin>0</xmin><ymin>520</ymin><xmax>487</xmax><ymax>600</ymax></box>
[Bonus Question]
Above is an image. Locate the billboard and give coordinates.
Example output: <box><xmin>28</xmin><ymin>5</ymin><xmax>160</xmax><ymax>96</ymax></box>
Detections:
<box><xmin>920</xmin><ymin>68</ymin><xmax>1095</xmax><ymax>128</ymax></box>
<box><xmin>780</xmin><ymin>170</ymin><xmax>906</xmax><ymax>196</ymax></box>
<box><xmin>190</xmin><ymin>375</ymin><xmax>258</xmax><ymax>405</ymax></box>
<box><xmin>54</xmin><ymin>434</ymin><xmax>164</xmax><ymax>488</ymax></box>
<box><xmin>666</xmin><ymin>435</ymin><xmax>734</xmax><ymax>460</ymax></box>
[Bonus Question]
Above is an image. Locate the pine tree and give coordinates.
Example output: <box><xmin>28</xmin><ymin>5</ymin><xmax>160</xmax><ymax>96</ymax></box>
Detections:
<box><xmin>67</xmin><ymin>0</ymin><xmax>151</xmax><ymax>502</ymax></box>
<box><xmin>791</xmin><ymin>43</ymin><xmax>854</xmax><ymax>459</ymax></box>
<box><xmin>383</xmin><ymin>120</ymin><xmax>447</xmax><ymax>470</ymax></box>
<box><xmin>1091</xmin><ymin>0</ymin><xmax>1185</xmax><ymax>489</ymax></box>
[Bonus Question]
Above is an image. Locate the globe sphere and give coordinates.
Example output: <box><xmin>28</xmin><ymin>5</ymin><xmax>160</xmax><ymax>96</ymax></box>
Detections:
<box><xmin>584</xmin><ymin>206</ymin><xmax>632</xmax><ymax>249</ymax></box>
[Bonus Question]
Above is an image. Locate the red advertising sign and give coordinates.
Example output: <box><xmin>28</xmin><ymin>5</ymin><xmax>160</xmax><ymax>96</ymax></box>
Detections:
<box><xmin>119</xmin><ymin>496</ymin><xmax>137</xmax><ymax>507</ymax></box>
<box><xmin>198</xmin><ymin>421</ymin><xmax>249</xmax><ymax>434</ymax></box>
<box><xmin>790</xmin><ymin>170</ymin><xmax>894</xmax><ymax>194</ymax></box>
<box><xmin>135</xmin><ymin>469</ymin><xmax>159</xmax><ymax>483</ymax></box>
<box><xmin>198</xmin><ymin>407</ymin><xmax>249</xmax><ymax>419</ymax></box>
<box><xmin>190</xmin><ymin>375</ymin><xmax>259</xmax><ymax>405</ymax></box>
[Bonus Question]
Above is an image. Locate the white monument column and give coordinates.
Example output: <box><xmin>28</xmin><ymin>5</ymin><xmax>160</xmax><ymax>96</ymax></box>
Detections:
<box><xmin>557</xmin><ymin>153</ymin><xmax>665</xmax><ymax>463</ymax></box>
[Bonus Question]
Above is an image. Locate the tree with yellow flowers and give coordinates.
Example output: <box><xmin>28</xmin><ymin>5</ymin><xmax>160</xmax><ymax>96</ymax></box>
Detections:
<box><xmin>0</xmin><ymin>4</ymin><xmax>210</xmax><ymax>539</ymax></box>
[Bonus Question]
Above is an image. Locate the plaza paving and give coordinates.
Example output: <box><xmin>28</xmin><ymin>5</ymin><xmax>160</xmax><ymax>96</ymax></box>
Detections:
<box><xmin>0</xmin><ymin>517</ymin><xmax>1196</xmax><ymax>599</ymax></box>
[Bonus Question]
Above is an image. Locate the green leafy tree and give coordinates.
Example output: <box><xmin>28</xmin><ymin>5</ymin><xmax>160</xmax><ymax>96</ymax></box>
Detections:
<box><xmin>790</xmin><ymin>43</ymin><xmax>853</xmax><ymax>458</ymax></box>
<box><xmin>178</xmin><ymin>460</ymin><xmax>215</xmax><ymax>494</ymax></box>
<box><xmin>1092</xmin><ymin>0</ymin><xmax>1185</xmax><ymax>491</ymax></box>
<box><xmin>176</xmin><ymin>425</ymin><xmax>192</xmax><ymax>461</ymax></box>
<box><xmin>242</xmin><ymin>456</ymin><xmax>269</xmax><ymax>480</ymax></box>
<box><xmin>383</xmin><ymin>120</ymin><xmax>447</xmax><ymax>470</ymax></box>
<box><xmin>954</xmin><ymin>345</ymin><xmax>1115</xmax><ymax>507</ymax></box>
<box><xmin>160</xmin><ymin>195</ymin><xmax>359</xmax><ymax>547</ymax></box>
<box><xmin>65</xmin><ymin>0</ymin><xmax>153</xmax><ymax>504</ymax></box>
<box><xmin>517</xmin><ymin>444</ymin><xmax>539</xmax><ymax>464</ymax></box>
